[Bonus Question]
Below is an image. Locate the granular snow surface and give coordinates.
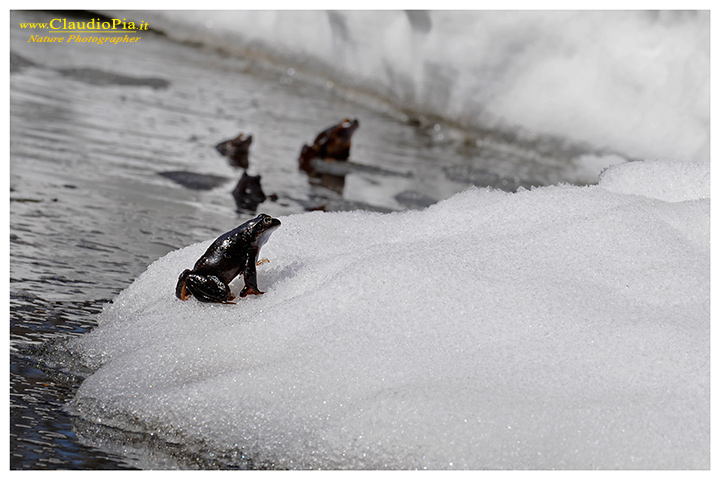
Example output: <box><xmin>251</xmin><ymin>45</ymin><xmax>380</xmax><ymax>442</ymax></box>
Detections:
<box><xmin>66</xmin><ymin>160</ymin><xmax>710</xmax><ymax>469</ymax></box>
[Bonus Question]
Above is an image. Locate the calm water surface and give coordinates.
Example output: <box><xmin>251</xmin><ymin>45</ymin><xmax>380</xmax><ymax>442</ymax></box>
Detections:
<box><xmin>10</xmin><ymin>10</ymin><xmax>596</xmax><ymax>469</ymax></box>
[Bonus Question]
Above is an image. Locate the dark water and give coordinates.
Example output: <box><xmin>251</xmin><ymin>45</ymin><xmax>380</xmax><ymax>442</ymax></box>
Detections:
<box><xmin>10</xmin><ymin>10</ymin><xmax>597</xmax><ymax>469</ymax></box>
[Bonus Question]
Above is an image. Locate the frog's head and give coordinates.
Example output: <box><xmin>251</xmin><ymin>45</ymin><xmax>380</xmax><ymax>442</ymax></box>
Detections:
<box><xmin>231</xmin><ymin>133</ymin><xmax>253</xmax><ymax>150</ymax></box>
<box><xmin>338</xmin><ymin>118</ymin><xmax>359</xmax><ymax>139</ymax></box>
<box><xmin>215</xmin><ymin>133</ymin><xmax>252</xmax><ymax>156</ymax></box>
<box><xmin>249</xmin><ymin>213</ymin><xmax>281</xmax><ymax>248</ymax></box>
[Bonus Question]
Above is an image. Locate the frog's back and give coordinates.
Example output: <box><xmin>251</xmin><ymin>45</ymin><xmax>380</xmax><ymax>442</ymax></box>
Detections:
<box><xmin>193</xmin><ymin>228</ymin><xmax>250</xmax><ymax>274</ymax></box>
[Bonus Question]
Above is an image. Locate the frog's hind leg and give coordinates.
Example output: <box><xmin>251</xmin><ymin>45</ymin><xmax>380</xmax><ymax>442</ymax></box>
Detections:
<box><xmin>176</xmin><ymin>269</ymin><xmax>192</xmax><ymax>300</ymax></box>
<box><xmin>184</xmin><ymin>273</ymin><xmax>233</xmax><ymax>303</ymax></box>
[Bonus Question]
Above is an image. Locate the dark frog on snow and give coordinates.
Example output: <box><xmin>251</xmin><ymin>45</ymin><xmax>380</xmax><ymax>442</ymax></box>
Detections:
<box><xmin>176</xmin><ymin>213</ymin><xmax>281</xmax><ymax>303</ymax></box>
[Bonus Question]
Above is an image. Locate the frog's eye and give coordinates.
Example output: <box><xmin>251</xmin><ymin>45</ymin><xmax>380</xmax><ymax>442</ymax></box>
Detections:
<box><xmin>263</xmin><ymin>216</ymin><xmax>273</xmax><ymax>225</ymax></box>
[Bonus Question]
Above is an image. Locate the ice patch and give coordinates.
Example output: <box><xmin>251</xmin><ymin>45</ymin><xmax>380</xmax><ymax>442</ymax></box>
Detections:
<box><xmin>65</xmin><ymin>160</ymin><xmax>709</xmax><ymax>469</ymax></box>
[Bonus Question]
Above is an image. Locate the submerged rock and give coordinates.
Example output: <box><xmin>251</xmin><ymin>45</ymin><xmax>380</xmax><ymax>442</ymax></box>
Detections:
<box><xmin>158</xmin><ymin>171</ymin><xmax>229</xmax><ymax>190</ymax></box>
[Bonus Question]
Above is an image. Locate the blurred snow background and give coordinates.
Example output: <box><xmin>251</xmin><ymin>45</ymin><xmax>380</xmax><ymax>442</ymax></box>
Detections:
<box><xmin>114</xmin><ymin>10</ymin><xmax>710</xmax><ymax>164</ymax></box>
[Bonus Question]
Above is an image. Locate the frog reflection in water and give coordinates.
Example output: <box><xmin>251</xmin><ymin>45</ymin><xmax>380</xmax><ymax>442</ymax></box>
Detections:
<box><xmin>175</xmin><ymin>214</ymin><xmax>281</xmax><ymax>303</ymax></box>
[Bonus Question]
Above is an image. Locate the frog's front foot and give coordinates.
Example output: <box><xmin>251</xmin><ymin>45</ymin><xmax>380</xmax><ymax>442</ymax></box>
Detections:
<box><xmin>239</xmin><ymin>285</ymin><xmax>264</xmax><ymax>297</ymax></box>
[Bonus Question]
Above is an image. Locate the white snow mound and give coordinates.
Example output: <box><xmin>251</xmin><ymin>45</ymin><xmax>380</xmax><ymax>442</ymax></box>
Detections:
<box><xmin>67</xmin><ymin>160</ymin><xmax>710</xmax><ymax>469</ymax></box>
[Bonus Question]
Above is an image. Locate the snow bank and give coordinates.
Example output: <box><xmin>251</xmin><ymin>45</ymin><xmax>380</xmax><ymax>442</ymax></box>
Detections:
<box><xmin>66</xmin><ymin>160</ymin><xmax>709</xmax><ymax>469</ymax></box>
<box><xmin>120</xmin><ymin>10</ymin><xmax>709</xmax><ymax>163</ymax></box>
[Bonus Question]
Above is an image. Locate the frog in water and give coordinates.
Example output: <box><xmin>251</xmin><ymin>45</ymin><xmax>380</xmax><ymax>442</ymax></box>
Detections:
<box><xmin>299</xmin><ymin>118</ymin><xmax>359</xmax><ymax>171</ymax></box>
<box><xmin>175</xmin><ymin>213</ymin><xmax>281</xmax><ymax>303</ymax></box>
<box><xmin>215</xmin><ymin>133</ymin><xmax>253</xmax><ymax>169</ymax></box>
